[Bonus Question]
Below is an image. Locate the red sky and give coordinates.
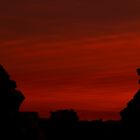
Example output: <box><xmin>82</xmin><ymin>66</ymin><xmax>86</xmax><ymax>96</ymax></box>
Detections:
<box><xmin>0</xmin><ymin>0</ymin><xmax>140</xmax><ymax>120</ymax></box>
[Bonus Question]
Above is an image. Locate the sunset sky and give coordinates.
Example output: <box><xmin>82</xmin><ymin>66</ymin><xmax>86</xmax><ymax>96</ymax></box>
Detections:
<box><xmin>1</xmin><ymin>0</ymin><xmax>140</xmax><ymax>120</ymax></box>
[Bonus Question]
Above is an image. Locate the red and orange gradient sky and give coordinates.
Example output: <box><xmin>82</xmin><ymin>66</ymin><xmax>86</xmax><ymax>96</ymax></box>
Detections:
<box><xmin>1</xmin><ymin>0</ymin><xmax>140</xmax><ymax>120</ymax></box>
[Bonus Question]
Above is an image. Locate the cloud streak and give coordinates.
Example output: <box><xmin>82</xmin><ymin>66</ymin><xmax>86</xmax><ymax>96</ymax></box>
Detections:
<box><xmin>0</xmin><ymin>0</ymin><xmax>140</xmax><ymax>120</ymax></box>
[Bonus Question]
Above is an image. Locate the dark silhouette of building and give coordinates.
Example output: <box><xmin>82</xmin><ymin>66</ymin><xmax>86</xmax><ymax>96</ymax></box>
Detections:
<box><xmin>19</xmin><ymin>112</ymin><xmax>41</xmax><ymax>140</ymax></box>
<box><xmin>40</xmin><ymin>68</ymin><xmax>140</xmax><ymax>140</ymax></box>
<box><xmin>2</xmin><ymin>64</ymin><xmax>140</xmax><ymax>140</ymax></box>
<box><xmin>50</xmin><ymin>109</ymin><xmax>79</xmax><ymax>124</ymax></box>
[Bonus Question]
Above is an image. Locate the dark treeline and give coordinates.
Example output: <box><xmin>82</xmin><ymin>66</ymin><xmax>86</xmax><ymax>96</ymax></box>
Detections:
<box><xmin>1</xmin><ymin>65</ymin><xmax>140</xmax><ymax>140</ymax></box>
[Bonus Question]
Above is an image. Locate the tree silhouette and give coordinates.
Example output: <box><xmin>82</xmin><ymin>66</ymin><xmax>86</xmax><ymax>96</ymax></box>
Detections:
<box><xmin>0</xmin><ymin>65</ymin><xmax>25</xmax><ymax>139</ymax></box>
<box><xmin>120</xmin><ymin>68</ymin><xmax>140</xmax><ymax>125</ymax></box>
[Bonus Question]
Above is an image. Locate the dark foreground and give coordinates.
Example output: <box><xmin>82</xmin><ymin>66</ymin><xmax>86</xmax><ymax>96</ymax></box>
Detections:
<box><xmin>1</xmin><ymin>65</ymin><xmax>140</xmax><ymax>140</ymax></box>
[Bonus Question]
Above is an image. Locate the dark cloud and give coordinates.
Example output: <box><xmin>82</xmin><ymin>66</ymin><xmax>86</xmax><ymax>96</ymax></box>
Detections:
<box><xmin>46</xmin><ymin>0</ymin><xmax>140</xmax><ymax>42</ymax></box>
<box><xmin>0</xmin><ymin>0</ymin><xmax>140</xmax><ymax>41</ymax></box>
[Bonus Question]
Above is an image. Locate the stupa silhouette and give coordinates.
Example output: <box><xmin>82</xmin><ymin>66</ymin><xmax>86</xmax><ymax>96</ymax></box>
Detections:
<box><xmin>120</xmin><ymin>68</ymin><xmax>140</xmax><ymax>124</ymax></box>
